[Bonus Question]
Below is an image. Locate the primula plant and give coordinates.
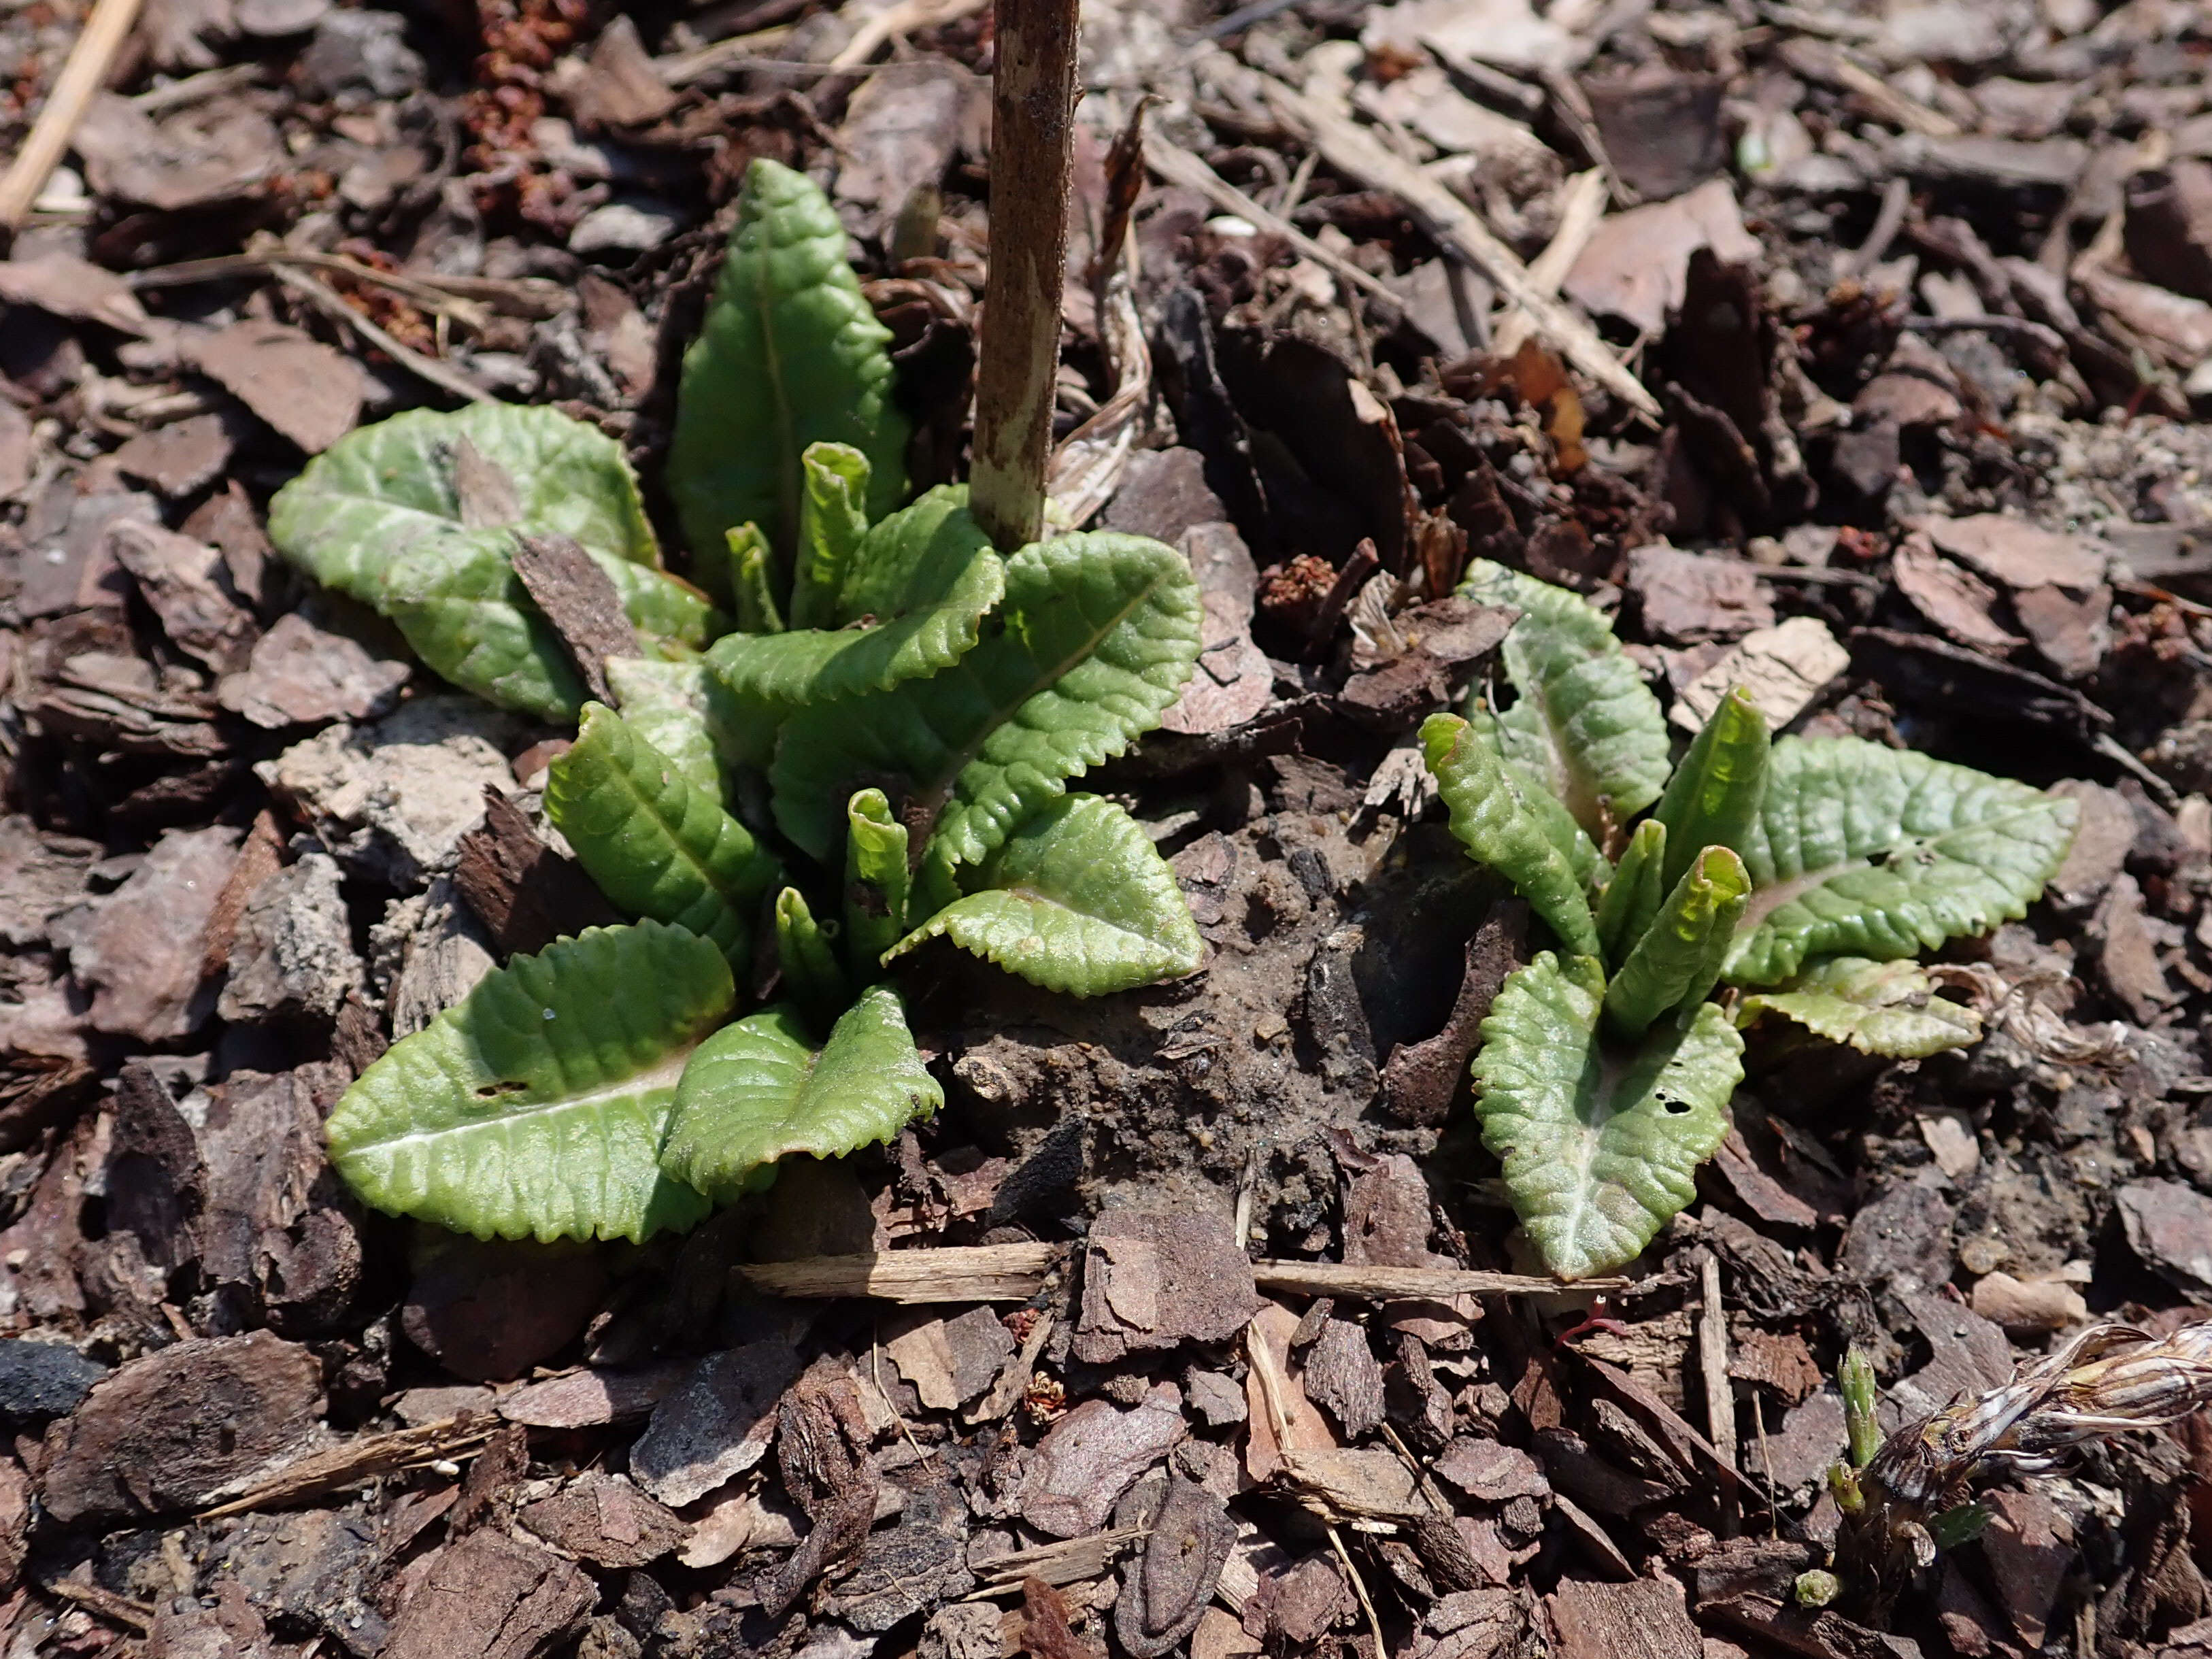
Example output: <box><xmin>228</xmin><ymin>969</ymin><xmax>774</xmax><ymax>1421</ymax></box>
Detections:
<box><xmin>1424</xmin><ymin>561</ymin><xmax>2078</xmax><ymax>1280</ymax></box>
<box><xmin>267</xmin><ymin>159</ymin><xmax>1205</xmax><ymax>1243</ymax></box>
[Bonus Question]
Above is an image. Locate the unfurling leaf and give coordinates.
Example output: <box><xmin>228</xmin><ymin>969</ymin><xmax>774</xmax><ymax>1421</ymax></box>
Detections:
<box><xmin>1603</xmin><ymin>845</ymin><xmax>1749</xmax><ymax>1038</ymax></box>
<box><xmin>1595</xmin><ymin>818</ymin><xmax>1666</xmax><ymax>967</ymax></box>
<box><xmin>1725</xmin><ymin>738</ymin><xmax>2079</xmax><ymax>986</ymax></box>
<box><xmin>707</xmin><ymin>489</ymin><xmax>1003</xmax><ymax>718</ymax></box>
<box><xmin>545</xmin><ymin>704</ymin><xmax>780</xmax><ymax>962</ymax></box>
<box><xmin>1840</xmin><ymin>1345</ymin><xmax>1881</xmax><ymax>1469</ymax></box>
<box><xmin>1422</xmin><ymin>712</ymin><xmax>1600</xmax><ymax>956</ymax></box>
<box><xmin>843</xmin><ymin>788</ymin><xmax>910</xmax><ymax>971</ymax></box>
<box><xmin>728</xmin><ymin>523</ymin><xmax>784</xmax><ymax>635</ymax></box>
<box><xmin>769</xmin><ymin>531</ymin><xmax>1201</xmax><ymax>867</ymax></box>
<box><xmin>1652</xmin><ymin>687</ymin><xmax>1769</xmax><ymax>891</ymax></box>
<box><xmin>325</xmin><ymin>922</ymin><xmax>727</xmax><ymax>1242</ymax></box>
<box><xmin>660</xmin><ymin>984</ymin><xmax>941</xmax><ymax>1201</ymax></box>
<box><xmin>788</xmin><ymin>442</ymin><xmax>870</xmax><ymax>631</ymax></box>
<box><xmin>888</xmin><ymin>794</ymin><xmax>1202</xmax><ymax>994</ymax></box>
<box><xmin>669</xmin><ymin>158</ymin><xmax>908</xmax><ymax>594</ymax></box>
<box><xmin>1458</xmin><ymin>559</ymin><xmax>1671</xmax><ymax>839</ymax></box>
<box><xmin>774</xmin><ymin>886</ymin><xmax>849</xmax><ymax>1028</ymax></box>
<box><xmin>1738</xmin><ymin>956</ymin><xmax>1983</xmax><ymax>1058</ymax></box>
<box><xmin>1473</xmin><ymin>952</ymin><xmax>1744</xmax><ymax>1279</ymax></box>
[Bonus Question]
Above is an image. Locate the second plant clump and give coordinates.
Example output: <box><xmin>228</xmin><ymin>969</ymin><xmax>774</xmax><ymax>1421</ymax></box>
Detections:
<box><xmin>267</xmin><ymin>160</ymin><xmax>1204</xmax><ymax>1244</ymax></box>
<box><xmin>1425</xmin><ymin>561</ymin><xmax>2079</xmax><ymax>1279</ymax></box>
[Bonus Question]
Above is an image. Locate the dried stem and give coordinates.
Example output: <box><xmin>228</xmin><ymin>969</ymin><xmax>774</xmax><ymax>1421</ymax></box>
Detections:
<box><xmin>969</xmin><ymin>0</ymin><xmax>1080</xmax><ymax>551</ymax></box>
<box><xmin>0</xmin><ymin>0</ymin><xmax>147</xmax><ymax>231</ymax></box>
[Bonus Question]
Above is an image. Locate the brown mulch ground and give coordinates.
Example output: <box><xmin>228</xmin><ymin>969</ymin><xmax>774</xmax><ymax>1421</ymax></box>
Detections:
<box><xmin>5</xmin><ymin>0</ymin><xmax>2212</xmax><ymax>1656</ymax></box>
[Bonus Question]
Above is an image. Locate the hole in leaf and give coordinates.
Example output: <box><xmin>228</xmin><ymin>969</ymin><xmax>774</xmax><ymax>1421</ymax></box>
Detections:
<box><xmin>473</xmin><ymin>1079</ymin><xmax>529</xmax><ymax>1099</ymax></box>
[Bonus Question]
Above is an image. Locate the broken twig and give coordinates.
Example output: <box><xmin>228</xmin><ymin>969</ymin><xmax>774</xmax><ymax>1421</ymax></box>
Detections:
<box><xmin>737</xmin><ymin>1243</ymin><xmax>1065</xmax><ymax>1303</ymax></box>
<box><xmin>0</xmin><ymin>0</ymin><xmax>146</xmax><ymax>231</ymax></box>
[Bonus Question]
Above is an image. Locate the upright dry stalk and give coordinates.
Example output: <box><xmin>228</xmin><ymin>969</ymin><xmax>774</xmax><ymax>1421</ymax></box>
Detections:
<box><xmin>969</xmin><ymin>0</ymin><xmax>1081</xmax><ymax>552</ymax></box>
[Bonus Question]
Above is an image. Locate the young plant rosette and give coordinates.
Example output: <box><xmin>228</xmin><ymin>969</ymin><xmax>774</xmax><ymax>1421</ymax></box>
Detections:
<box><xmin>1426</xmin><ymin>561</ymin><xmax>2078</xmax><ymax>1279</ymax></box>
<box><xmin>272</xmin><ymin>160</ymin><xmax>1205</xmax><ymax>1243</ymax></box>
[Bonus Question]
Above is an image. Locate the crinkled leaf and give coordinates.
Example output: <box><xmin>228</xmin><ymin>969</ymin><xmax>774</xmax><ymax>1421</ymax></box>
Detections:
<box><xmin>1473</xmin><ymin>952</ymin><xmax>1744</xmax><ymax>1280</ymax></box>
<box><xmin>773</xmin><ymin>886</ymin><xmax>849</xmax><ymax>1030</ymax></box>
<box><xmin>1725</xmin><ymin>738</ymin><xmax>2080</xmax><ymax>986</ymax></box>
<box><xmin>605</xmin><ymin>656</ymin><xmax>757</xmax><ymax>801</ymax></box>
<box><xmin>325</xmin><ymin>921</ymin><xmax>726</xmax><ymax>1243</ymax></box>
<box><xmin>1738</xmin><ymin>956</ymin><xmax>1983</xmax><ymax>1058</ymax></box>
<box><xmin>379</xmin><ymin>531</ymin><xmax>716</xmax><ymax>722</ymax></box>
<box><xmin>669</xmin><ymin>158</ymin><xmax>908</xmax><ymax>594</ymax></box>
<box><xmin>1458</xmin><ymin>559</ymin><xmax>1671</xmax><ymax>839</ymax></box>
<box><xmin>1652</xmin><ymin>687</ymin><xmax>1769</xmax><ymax>892</ymax></box>
<box><xmin>660</xmin><ymin>984</ymin><xmax>941</xmax><ymax>1202</ymax></box>
<box><xmin>1595</xmin><ymin>819</ymin><xmax>1666</xmax><ymax>969</ymax></box>
<box><xmin>888</xmin><ymin>794</ymin><xmax>1202</xmax><ymax>994</ymax></box>
<box><xmin>769</xmin><ymin>531</ymin><xmax>1201</xmax><ymax>867</ymax></box>
<box><xmin>1603</xmin><ymin>845</ymin><xmax>1749</xmax><ymax>1037</ymax></box>
<box><xmin>707</xmin><ymin>489</ymin><xmax>1004</xmax><ymax>716</ymax></box>
<box><xmin>1422</xmin><ymin>712</ymin><xmax>1601</xmax><ymax>956</ymax></box>
<box><xmin>843</xmin><ymin>788</ymin><xmax>910</xmax><ymax>971</ymax></box>
<box><xmin>788</xmin><ymin>442</ymin><xmax>869</xmax><ymax>631</ymax></box>
<box><xmin>268</xmin><ymin>403</ymin><xmax>660</xmax><ymax>601</ymax></box>
<box><xmin>545</xmin><ymin>704</ymin><xmax>781</xmax><ymax>962</ymax></box>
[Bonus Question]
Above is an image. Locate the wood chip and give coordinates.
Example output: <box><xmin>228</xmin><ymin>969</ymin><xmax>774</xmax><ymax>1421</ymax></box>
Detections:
<box><xmin>190</xmin><ymin>320</ymin><xmax>365</xmax><ymax>453</ymax></box>
<box><xmin>509</xmin><ymin>533</ymin><xmax>640</xmax><ymax>705</ymax></box>
<box><xmin>452</xmin><ymin>787</ymin><xmax>622</xmax><ymax>958</ymax></box>
<box><xmin>0</xmin><ymin>252</ymin><xmax>151</xmax><ymax>333</ymax></box>
<box><xmin>1669</xmin><ymin>616</ymin><xmax>1850</xmax><ymax>733</ymax></box>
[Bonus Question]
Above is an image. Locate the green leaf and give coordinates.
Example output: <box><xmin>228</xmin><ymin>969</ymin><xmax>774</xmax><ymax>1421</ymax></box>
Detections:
<box><xmin>669</xmin><ymin>158</ymin><xmax>909</xmax><ymax>596</ymax></box>
<box><xmin>325</xmin><ymin>921</ymin><xmax>726</xmax><ymax>1243</ymax></box>
<box><xmin>788</xmin><ymin>442</ymin><xmax>870</xmax><ymax>631</ymax></box>
<box><xmin>773</xmin><ymin>886</ymin><xmax>849</xmax><ymax>1029</ymax></box>
<box><xmin>378</xmin><ymin>533</ymin><xmax>716</xmax><ymax>722</ymax></box>
<box><xmin>768</xmin><ymin>531</ymin><xmax>1201</xmax><ymax>867</ymax></box>
<box><xmin>1724</xmin><ymin>738</ymin><xmax>2080</xmax><ymax>986</ymax></box>
<box><xmin>1595</xmin><ymin>819</ymin><xmax>1666</xmax><ymax>968</ymax></box>
<box><xmin>1473</xmin><ymin>952</ymin><xmax>1744</xmax><ymax>1280</ymax></box>
<box><xmin>1652</xmin><ymin>686</ymin><xmax>1769</xmax><ymax>892</ymax></box>
<box><xmin>660</xmin><ymin>984</ymin><xmax>941</xmax><ymax>1202</ymax></box>
<box><xmin>1603</xmin><ymin>845</ymin><xmax>1749</xmax><ymax>1038</ymax></box>
<box><xmin>1458</xmin><ymin>559</ymin><xmax>1671</xmax><ymax>839</ymax></box>
<box><xmin>605</xmin><ymin>656</ymin><xmax>758</xmax><ymax>801</ymax></box>
<box><xmin>707</xmin><ymin>488</ymin><xmax>1004</xmax><ymax>715</ymax></box>
<box><xmin>1421</xmin><ymin>712</ymin><xmax>1601</xmax><ymax>956</ymax></box>
<box><xmin>843</xmin><ymin>788</ymin><xmax>910</xmax><ymax>971</ymax></box>
<box><xmin>888</xmin><ymin>794</ymin><xmax>1202</xmax><ymax>994</ymax></box>
<box><xmin>545</xmin><ymin>704</ymin><xmax>781</xmax><ymax>962</ymax></box>
<box><xmin>268</xmin><ymin>403</ymin><xmax>660</xmax><ymax>601</ymax></box>
<box><xmin>728</xmin><ymin>524</ymin><xmax>785</xmax><ymax>635</ymax></box>
<box><xmin>1737</xmin><ymin>956</ymin><xmax>1983</xmax><ymax>1058</ymax></box>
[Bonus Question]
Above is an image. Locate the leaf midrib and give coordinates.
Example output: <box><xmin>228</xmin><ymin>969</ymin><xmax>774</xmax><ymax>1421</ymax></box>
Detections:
<box><xmin>751</xmin><ymin>222</ymin><xmax>801</xmax><ymax>564</ymax></box>
<box><xmin>909</xmin><ymin>565</ymin><xmax>1174</xmax><ymax>837</ymax></box>
<box><xmin>342</xmin><ymin>1043</ymin><xmax>699</xmax><ymax>1156</ymax></box>
<box><xmin>607</xmin><ymin>740</ymin><xmax>759</xmax><ymax>918</ymax></box>
<box><xmin>1737</xmin><ymin>795</ymin><xmax>2063</xmax><ymax>932</ymax></box>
